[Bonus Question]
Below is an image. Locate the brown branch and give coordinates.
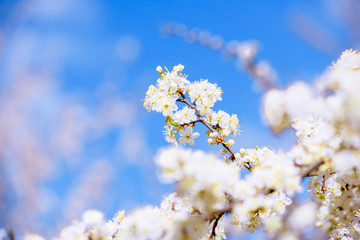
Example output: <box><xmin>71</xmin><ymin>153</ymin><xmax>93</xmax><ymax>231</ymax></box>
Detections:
<box><xmin>180</xmin><ymin>119</ymin><xmax>201</xmax><ymax>127</ymax></box>
<box><xmin>209</xmin><ymin>202</ymin><xmax>236</xmax><ymax>222</ymax></box>
<box><xmin>301</xmin><ymin>160</ymin><xmax>324</xmax><ymax>178</ymax></box>
<box><xmin>161</xmin><ymin>22</ymin><xmax>278</xmax><ymax>91</ymax></box>
<box><xmin>211</xmin><ymin>212</ymin><xmax>225</xmax><ymax>238</ymax></box>
<box><xmin>208</xmin><ymin>203</ymin><xmax>233</xmax><ymax>238</ymax></box>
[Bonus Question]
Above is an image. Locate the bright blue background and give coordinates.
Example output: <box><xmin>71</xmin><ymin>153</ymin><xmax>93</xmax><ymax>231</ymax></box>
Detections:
<box><xmin>0</xmin><ymin>0</ymin><xmax>353</xmax><ymax>237</ymax></box>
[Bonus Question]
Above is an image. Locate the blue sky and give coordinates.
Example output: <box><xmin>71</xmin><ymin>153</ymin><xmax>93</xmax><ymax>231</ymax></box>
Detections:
<box><xmin>0</xmin><ymin>0</ymin><xmax>355</xmax><ymax>237</ymax></box>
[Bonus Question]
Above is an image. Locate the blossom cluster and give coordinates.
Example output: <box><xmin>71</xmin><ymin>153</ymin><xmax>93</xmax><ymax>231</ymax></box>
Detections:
<box><xmin>47</xmin><ymin>146</ymin><xmax>301</xmax><ymax>240</ymax></box>
<box><xmin>143</xmin><ymin>65</ymin><xmax>306</xmax><ymax>237</ymax></box>
<box><xmin>16</xmin><ymin>50</ymin><xmax>360</xmax><ymax>240</ymax></box>
<box><xmin>144</xmin><ymin>64</ymin><xmax>240</xmax><ymax>160</ymax></box>
<box><xmin>263</xmin><ymin>49</ymin><xmax>360</xmax><ymax>239</ymax></box>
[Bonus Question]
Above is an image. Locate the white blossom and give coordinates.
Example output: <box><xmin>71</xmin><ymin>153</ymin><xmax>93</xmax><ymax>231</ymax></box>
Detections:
<box><xmin>178</xmin><ymin>126</ymin><xmax>200</xmax><ymax>145</ymax></box>
<box><xmin>173</xmin><ymin>106</ymin><xmax>197</xmax><ymax>124</ymax></box>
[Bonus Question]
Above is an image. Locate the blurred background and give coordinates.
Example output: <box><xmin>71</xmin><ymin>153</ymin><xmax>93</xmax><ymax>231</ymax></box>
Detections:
<box><xmin>0</xmin><ymin>0</ymin><xmax>358</xmax><ymax>238</ymax></box>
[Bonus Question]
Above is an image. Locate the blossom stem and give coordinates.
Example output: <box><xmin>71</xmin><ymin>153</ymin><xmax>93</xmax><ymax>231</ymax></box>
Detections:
<box><xmin>180</xmin><ymin>119</ymin><xmax>201</xmax><ymax>127</ymax></box>
<box><xmin>301</xmin><ymin>160</ymin><xmax>324</xmax><ymax>178</ymax></box>
<box><xmin>211</xmin><ymin>212</ymin><xmax>225</xmax><ymax>238</ymax></box>
<box><xmin>177</xmin><ymin>91</ymin><xmax>251</xmax><ymax>170</ymax></box>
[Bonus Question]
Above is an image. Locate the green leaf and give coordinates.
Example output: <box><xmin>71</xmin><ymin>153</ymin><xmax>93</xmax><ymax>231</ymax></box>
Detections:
<box><xmin>171</xmin><ymin>121</ymin><xmax>181</xmax><ymax>128</ymax></box>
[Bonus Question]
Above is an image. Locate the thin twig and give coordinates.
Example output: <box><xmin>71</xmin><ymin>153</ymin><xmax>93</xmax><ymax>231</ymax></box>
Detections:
<box><xmin>180</xmin><ymin>119</ymin><xmax>201</xmax><ymax>127</ymax></box>
<box><xmin>301</xmin><ymin>160</ymin><xmax>324</xmax><ymax>178</ymax></box>
<box><xmin>207</xmin><ymin>198</ymin><xmax>243</xmax><ymax>238</ymax></box>
<box><xmin>211</xmin><ymin>212</ymin><xmax>225</xmax><ymax>238</ymax></box>
<box><xmin>177</xmin><ymin>91</ymin><xmax>251</xmax><ymax>170</ymax></box>
<box><xmin>161</xmin><ymin>22</ymin><xmax>278</xmax><ymax>90</ymax></box>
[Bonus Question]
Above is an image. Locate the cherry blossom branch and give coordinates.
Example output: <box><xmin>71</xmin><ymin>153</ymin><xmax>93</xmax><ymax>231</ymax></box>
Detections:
<box><xmin>207</xmin><ymin>199</ymin><xmax>239</xmax><ymax>239</ymax></box>
<box><xmin>161</xmin><ymin>22</ymin><xmax>278</xmax><ymax>90</ymax></box>
<box><xmin>177</xmin><ymin>91</ymin><xmax>251</xmax><ymax>170</ymax></box>
<box><xmin>207</xmin><ymin>159</ymin><xmax>326</xmax><ymax>236</ymax></box>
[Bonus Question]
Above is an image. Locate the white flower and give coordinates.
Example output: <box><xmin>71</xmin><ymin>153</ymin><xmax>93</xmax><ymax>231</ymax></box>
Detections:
<box><xmin>173</xmin><ymin>64</ymin><xmax>184</xmax><ymax>72</ymax></box>
<box><xmin>227</xmin><ymin>114</ymin><xmax>240</xmax><ymax>135</ymax></box>
<box><xmin>143</xmin><ymin>85</ymin><xmax>159</xmax><ymax>111</ymax></box>
<box><xmin>156</xmin><ymin>65</ymin><xmax>163</xmax><ymax>74</ymax></box>
<box><xmin>214</xmin><ymin>225</ymin><xmax>226</xmax><ymax>240</ymax></box>
<box><xmin>157</xmin><ymin>72</ymin><xmax>179</xmax><ymax>93</ymax></box>
<box><xmin>88</xmin><ymin>225</ymin><xmax>113</xmax><ymax>240</ymax></box>
<box><xmin>155</xmin><ymin>147</ymin><xmax>191</xmax><ymax>183</ymax></box>
<box><xmin>188</xmin><ymin>79</ymin><xmax>222</xmax><ymax>106</ymax></box>
<box><xmin>119</xmin><ymin>206</ymin><xmax>168</xmax><ymax>240</ymax></box>
<box><xmin>263</xmin><ymin>89</ymin><xmax>288</xmax><ymax>132</ymax></box>
<box><xmin>212</xmin><ymin>110</ymin><xmax>230</xmax><ymax>128</ymax></box>
<box><xmin>154</xmin><ymin>95</ymin><xmax>178</xmax><ymax>117</ymax></box>
<box><xmin>156</xmin><ymin>147</ymin><xmax>241</xmax><ymax>212</ymax></box>
<box><xmin>160</xmin><ymin>192</ymin><xmax>191</xmax><ymax>216</ymax></box>
<box><xmin>163</xmin><ymin>126</ymin><xmax>177</xmax><ymax>145</ymax></box>
<box><xmin>333</xmin><ymin>150</ymin><xmax>360</xmax><ymax>173</ymax></box>
<box><xmin>324</xmin><ymin>174</ymin><xmax>342</xmax><ymax>197</ymax></box>
<box><xmin>225</xmin><ymin>139</ymin><xmax>234</xmax><ymax>146</ymax></box>
<box><xmin>274</xmin><ymin>191</ymin><xmax>292</xmax><ymax>214</ymax></box>
<box><xmin>334</xmin><ymin>49</ymin><xmax>360</xmax><ymax>70</ymax></box>
<box><xmin>59</xmin><ymin>222</ymin><xmax>86</xmax><ymax>240</ymax></box>
<box><xmin>82</xmin><ymin>209</ymin><xmax>105</xmax><ymax>227</ymax></box>
<box><xmin>178</xmin><ymin>126</ymin><xmax>200</xmax><ymax>145</ymax></box>
<box><xmin>331</xmin><ymin>227</ymin><xmax>352</xmax><ymax>239</ymax></box>
<box><xmin>173</xmin><ymin>106</ymin><xmax>197</xmax><ymax>124</ymax></box>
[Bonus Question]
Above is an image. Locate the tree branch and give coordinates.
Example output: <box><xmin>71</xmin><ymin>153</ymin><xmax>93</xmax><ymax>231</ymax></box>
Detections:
<box><xmin>177</xmin><ymin>91</ymin><xmax>251</xmax><ymax>170</ymax></box>
<box><xmin>301</xmin><ymin>160</ymin><xmax>324</xmax><ymax>178</ymax></box>
<box><xmin>210</xmin><ymin>212</ymin><xmax>225</xmax><ymax>238</ymax></box>
<box><xmin>180</xmin><ymin>119</ymin><xmax>201</xmax><ymax>127</ymax></box>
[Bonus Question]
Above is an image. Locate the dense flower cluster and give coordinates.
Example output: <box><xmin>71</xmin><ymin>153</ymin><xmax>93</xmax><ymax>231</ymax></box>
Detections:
<box><xmin>14</xmin><ymin>50</ymin><xmax>360</xmax><ymax>240</ymax></box>
<box><xmin>27</xmin><ymin>147</ymin><xmax>301</xmax><ymax>240</ymax></box>
<box><xmin>263</xmin><ymin>49</ymin><xmax>360</xmax><ymax>239</ymax></box>
<box><xmin>144</xmin><ymin>64</ymin><xmax>240</xmax><ymax>158</ymax></box>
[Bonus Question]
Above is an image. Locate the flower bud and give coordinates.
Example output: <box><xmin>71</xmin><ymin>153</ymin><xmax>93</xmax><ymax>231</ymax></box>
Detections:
<box><xmin>156</xmin><ymin>66</ymin><xmax>163</xmax><ymax>74</ymax></box>
<box><xmin>192</xmin><ymin>132</ymin><xmax>200</xmax><ymax>138</ymax></box>
<box><xmin>226</xmin><ymin>139</ymin><xmax>235</xmax><ymax>146</ymax></box>
<box><xmin>173</xmin><ymin>64</ymin><xmax>184</xmax><ymax>72</ymax></box>
<box><xmin>209</xmin><ymin>131</ymin><xmax>219</xmax><ymax>138</ymax></box>
<box><xmin>221</xmin><ymin>129</ymin><xmax>229</xmax><ymax>138</ymax></box>
<box><xmin>165</xmin><ymin>116</ymin><xmax>172</xmax><ymax>126</ymax></box>
<box><xmin>234</xmin><ymin>152</ymin><xmax>241</xmax><ymax>161</ymax></box>
<box><xmin>240</xmin><ymin>148</ymin><xmax>246</xmax><ymax>155</ymax></box>
<box><xmin>220</xmin><ymin>148</ymin><xmax>228</xmax><ymax>154</ymax></box>
<box><xmin>208</xmin><ymin>138</ymin><xmax>216</xmax><ymax>145</ymax></box>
